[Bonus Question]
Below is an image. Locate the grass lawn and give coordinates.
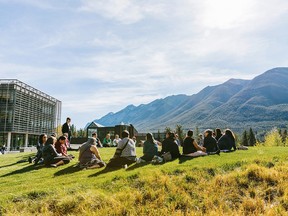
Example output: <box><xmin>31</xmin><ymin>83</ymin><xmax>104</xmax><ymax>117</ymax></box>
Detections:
<box><xmin>0</xmin><ymin>146</ymin><xmax>287</xmax><ymax>215</ymax></box>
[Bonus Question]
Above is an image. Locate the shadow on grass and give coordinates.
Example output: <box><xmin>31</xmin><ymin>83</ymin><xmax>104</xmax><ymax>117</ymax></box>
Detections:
<box><xmin>0</xmin><ymin>153</ymin><xmax>36</xmax><ymax>169</ymax></box>
<box><xmin>0</xmin><ymin>162</ymin><xmax>20</xmax><ymax>169</ymax></box>
<box><xmin>126</xmin><ymin>162</ymin><xmax>150</xmax><ymax>171</ymax></box>
<box><xmin>88</xmin><ymin>160</ymin><xmax>160</xmax><ymax>177</ymax></box>
<box><xmin>88</xmin><ymin>166</ymin><xmax>122</xmax><ymax>178</ymax></box>
<box><xmin>178</xmin><ymin>156</ymin><xmax>196</xmax><ymax>164</ymax></box>
<box><xmin>88</xmin><ymin>161</ymin><xmax>152</xmax><ymax>177</ymax></box>
<box><xmin>1</xmin><ymin>164</ymin><xmax>45</xmax><ymax>177</ymax></box>
<box><xmin>54</xmin><ymin>164</ymin><xmax>82</xmax><ymax>176</ymax></box>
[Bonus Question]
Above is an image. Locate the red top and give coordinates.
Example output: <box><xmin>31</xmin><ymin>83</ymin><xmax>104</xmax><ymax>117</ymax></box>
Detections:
<box><xmin>54</xmin><ymin>141</ymin><xmax>67</xmax><ymax>156</ymax></box>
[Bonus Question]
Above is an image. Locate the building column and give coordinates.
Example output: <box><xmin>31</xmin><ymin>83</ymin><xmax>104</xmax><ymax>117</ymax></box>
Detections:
<box><xmin>7</xmin><ymin>132</ymin><xmax>11</xmax><ymax>151</ymax></box>
<box><xmin>25</xmin><ymin>133</ymin><xmax>29</xmax><ymax>147</ymax></box>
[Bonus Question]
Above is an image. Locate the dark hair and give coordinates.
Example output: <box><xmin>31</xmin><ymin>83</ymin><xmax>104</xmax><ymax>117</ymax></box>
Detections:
<box><xmin>92</xmin><ymin>132</ymin><xmax>97</xmax><ymax>136</ymax></box>
<box><xmin>38</xmin><ymin>134</ymin><xmax>47</xmax><ymax>144</ymax></box>
<box><xmin>205</xmin><ymin>129</ymin><xmax>213</xmax><ymax>137</ymax></box>
<box><xmin>50</xmin><ymin>133</ymin><xmax>56</xmax><ymax>137</ymax></box>
<box><xmin>225</xmin><ymin>129</ymin><xmax>235</xmax><ymax>141</ymax></box>
<box><xmin>146</xmin><ymin>133</ymin><xmax>154</xmax><ymax>143</ymax></box>
<box><xmin>66</xmin><ymin>117</ymin><xmax>71</xmax><ymax>121</ymax></box>
<box><xmin>121</xmin><ymin>130</ymin><xmax>129</xmax><ymax>138</ymax></box>
<box><xmin>187</xmin><ymin>130</ymin><xmax>193</xmax><ymax>137</ymax></box>
<box><xmin>46</xmin><ymin>137</ymin><xmax>56</xmax><ymax>145</ymax></box>
<box><xmin>215</xmin><ymin>128</ymin><xmax>222</xmax><ymax>136</ymax></box>
<box><xmin>58</xmin><ymin>136</ymin><xmax>66</xmax><ymax>141</ymax></box>
<box><xmin>169</xmin><ymin>132</ymin><xmax>176</xmax><ymax>139</ymax></box>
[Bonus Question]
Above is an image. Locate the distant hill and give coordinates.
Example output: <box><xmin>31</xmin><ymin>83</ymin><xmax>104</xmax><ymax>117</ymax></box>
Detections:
<box><xmin>94</xmin><ymin>67</ymin><xmax>288</xmax><ymax>132</ymax></box>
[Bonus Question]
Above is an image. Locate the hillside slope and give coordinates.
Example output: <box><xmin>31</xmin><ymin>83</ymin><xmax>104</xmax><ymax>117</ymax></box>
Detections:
<box><xmin>95</xmin><ymin>67</ymin><xmax>288</xmax><ymax>131</ymax></box>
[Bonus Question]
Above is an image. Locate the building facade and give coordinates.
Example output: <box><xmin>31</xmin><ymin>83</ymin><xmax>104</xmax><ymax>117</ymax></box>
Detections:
<box><xmin>0</xmin><ymin>79</ymin><xmax>61</xmax><ymax>151</ymax></box>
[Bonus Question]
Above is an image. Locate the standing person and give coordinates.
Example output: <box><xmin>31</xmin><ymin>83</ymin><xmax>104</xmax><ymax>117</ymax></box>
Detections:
<box><xmin>42</xmin><ymin>136</ymin><xmax>70</xmax><ymax>167</ymax></box>
<box><xmin>203</xmin><ymin>129</ymin><xmax>220</xmax><ymax>155</ymax></box>
<box><xmin>78</xmin><ymin>137</ymin><xmax>105</xmax><ymax>169</ymax></box>
<box><xmin>161</xmin><ymin>132</ymin><xmax>181</xmax><ymax>160</ymax></box>
<box><xmin>28</xmin><ymin>133</ymin><xmax>47</xmax><ymax>164</ymax></box>
<box><xmin>62</xmin><ymin>117</ymin><xmax>72</xmax><ymax>143</ymax></box>
<box><xmin>182</xmin><ymin>130</ymin><xmax>207</xmax><ymax>157</ymax></box>
<box><xmin>102</xmin><ymin>133</ymin><xmax>112</xmax><ymax>147</ymax></box>
<box><xmin>139</xmin><ymin>133</ymin><xmax>158</xmax><ymax>162</ymax></box>
<box><xmin>92</xmin><ymin>132</ymin><xmax>102</xmax><ymax>148</ymax></box>
<box><xmin>107</xmin><ymin>130</ymin><xmax>136</xmax><ymax>168</ymax></box>
<box><xmin>112</xmin><ymin>134</ymin><xmax>121</xmax><ymax>147</ymax></box>
<box><xmin>218</xmin><ymin>129</ymin><xmax>237</xmax><ymax>152</ymax></box>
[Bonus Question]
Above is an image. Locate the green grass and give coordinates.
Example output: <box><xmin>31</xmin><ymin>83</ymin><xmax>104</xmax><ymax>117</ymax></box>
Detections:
<box><xmin>0</xmin><ymin>147</ymin><xmax>287</xmax><ymax>215</ymax></box>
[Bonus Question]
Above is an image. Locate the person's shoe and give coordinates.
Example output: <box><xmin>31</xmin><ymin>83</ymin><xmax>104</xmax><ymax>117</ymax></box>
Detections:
<box><xmin>50</xmin><ymin>164</ymin><xmax>57</xmax><ymax>168</ymax></box>
<box><xmin>28</xmin><ymin>157</ymin><xmax>32</xmax><ymax>163</ymax></box>
<box><xmin>216</xmin><ymin>149</ymin><xmax>220</xmax><ymax>156</ymax></box>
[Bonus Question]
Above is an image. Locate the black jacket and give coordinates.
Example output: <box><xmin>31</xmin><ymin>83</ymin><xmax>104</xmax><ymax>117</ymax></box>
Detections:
<box><xmin>161</xmin><ymin>138</ymin><xmax>180</xmax><ymax>159</ymax></box>
<box><xmin>218</xmin><ymin>134</ymin><xmax>236</xmax><ymax>151</ymax></box>
<box><xmin>203</xmin><ymin>136</ymin><xmax>219</xmax><ymax>152</ymax></box>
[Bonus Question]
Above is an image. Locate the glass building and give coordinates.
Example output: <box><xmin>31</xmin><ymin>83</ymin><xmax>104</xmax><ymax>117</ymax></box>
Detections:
<box><xmin>0</xmin><ymin>79</ymin><xmax>61</xmax><ymax>151</ymax></box>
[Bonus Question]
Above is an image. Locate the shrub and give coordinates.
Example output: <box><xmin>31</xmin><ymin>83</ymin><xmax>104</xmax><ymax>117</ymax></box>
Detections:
<box><xmin>263</xmin><ymin>128</ymin><xmax>284</xmax><ymax>147</ymax></box>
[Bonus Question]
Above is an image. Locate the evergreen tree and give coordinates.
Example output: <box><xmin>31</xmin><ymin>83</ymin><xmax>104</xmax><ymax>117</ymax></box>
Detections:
<box><xmin>71</xmin><ymin>124</ymin><xmax>77</xmax><ymax>137</ymax></box>
<box><xmin>241</xmin><ymin>130</ymin><xmax>248</xmax><ymax>146</ymax></box>
<box><xmin>157</xmin><ymin>129</ymin><xmax>161</xmax><ymax>141</ymax></box>
<box><xmin>282</xmin><ymin>129</ymin><xmax>287</xmax><ymax>142</ymax></box>
<box><xmin>164</xmin><ymin>127</ymin><xmax>172</xmax><ymax>134</ymax></box>
<box><xmin>248</xmin><ymin>128</ymin><xmax>256</xmax><ymax>146</ymax></box>
<box><xmin>77</xmin><ymin>128</ymin><xmax>86</xmax><ymax>138</ymax></box>
<box><xmin>195</xmin><ymin>126</ymin><xmax>200</xmax><ymax>138</ymax></box>
<box><xmin>278</xmin><ymin>128</ymin><xmax>282</xmax><ymax>136</ymax></box>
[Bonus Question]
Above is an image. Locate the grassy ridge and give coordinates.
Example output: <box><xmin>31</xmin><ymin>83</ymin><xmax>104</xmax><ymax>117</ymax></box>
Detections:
<box><xmin>0</xmin><ymin>147</ymin><xmax>287</xmax><ymax>215</ymax></box>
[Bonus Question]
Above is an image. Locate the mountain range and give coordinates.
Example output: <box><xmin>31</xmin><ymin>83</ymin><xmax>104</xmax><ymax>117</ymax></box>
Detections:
<box><xmin>94</xmin><ymin>67</ymin><xmax>288</xmax><ymax>132</ymax></box>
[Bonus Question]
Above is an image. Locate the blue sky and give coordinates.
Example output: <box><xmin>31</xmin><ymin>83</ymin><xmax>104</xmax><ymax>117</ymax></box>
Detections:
<box><xmin>1</xmin><ymin>0</ymin><xmax>288</xmax><ymax>128</ymax></box>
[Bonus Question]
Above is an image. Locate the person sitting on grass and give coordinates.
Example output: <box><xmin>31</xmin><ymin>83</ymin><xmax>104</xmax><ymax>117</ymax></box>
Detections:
<box><xmin>138</xmin><ymin>133</ymin><xmax>158</xmax><ymax>163</ymax></box>
<box><xmin>102</xmin><ymin>133</ymin><xmax>112</xmax><ymax>147</ymax></box>
<box><xmin>78</xmin><ymin>137</ymin><xmax>105</xmax><ymax>169</ymax></box>
<box><xmin>217</xmin><ymin>129</ymin><xmax>237</xmax><ymax>152</ymax></box>
<box><xmin>160</xmin><ymin>132</ymin><xmax>181</xmax><ymax>160</ymax></box>
<box><xmin>55</xmin><ymin>136</ymin><xmax>74</xmax><ymax>159</ymax></box>
<box><xmin>107</xmin><ymin>130</ymin><xmax>136</xmax><ymax>168</ymax></box>
<box><xmin>92</xmin><ymin>132</ymin><xmax>103</xmax><ymax>148</ymax></box>
<box><xmin>182</xmin><ymin>130</ymin><xmax>207</xmax><ymax>157</ymax></box>
<box><xmin>203</xmin><ymin>129</ymin><xmax>220</xmax><ymax>155</ymax></box>
<box><xmin>42</xmin><ymin>136</ymin><xmax>70</xmax><ymax>168</ymax></box>
<box><xmin>28</xmin><ymin>133</ymin><xmax>47</xmax><ymax>164</ymax></box>
<box><xmin>112</xmin><ymin>134</ymin><xmax>121</xmax><ymax>147</ymax></box>
<box><xmin>197</xmin><ymin>133</ymin><xmax>204</xmax><ymax>146</ymax></box>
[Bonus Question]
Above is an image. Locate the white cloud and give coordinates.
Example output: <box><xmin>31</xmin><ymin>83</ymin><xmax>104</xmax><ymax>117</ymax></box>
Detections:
<box><xmin>1</xmin><ymin>0</ymin><xmax>288</xmax><ymax>127</ymax></box>
<box><xmin>78</xmin><ymin>0</ymin><xmax>166</xmax><ymax>24</ymax></box>
<box><xmin>79</xmin><ymin>0</ymin><xmax>144</xmax><ymax>24</ymax></box>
